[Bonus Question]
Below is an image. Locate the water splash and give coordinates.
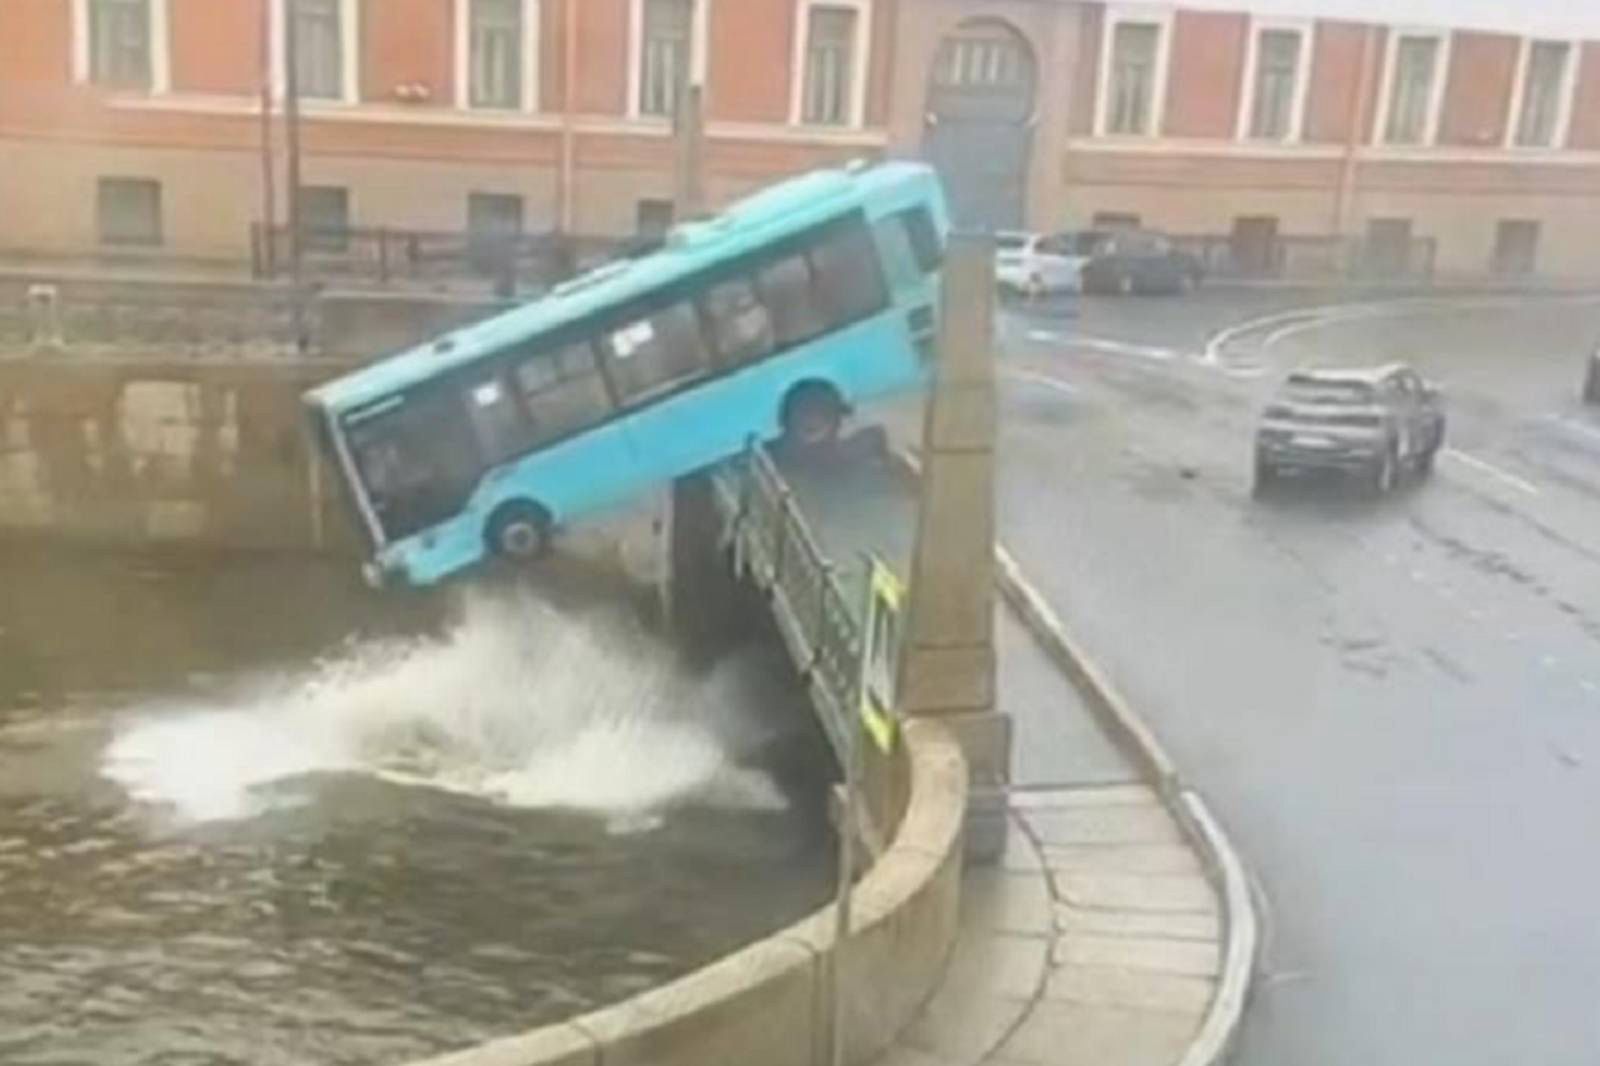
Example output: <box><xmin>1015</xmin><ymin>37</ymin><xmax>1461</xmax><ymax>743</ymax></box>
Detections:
<box><xmin>102</xmin><ymin>590</ymin><xmax>789</xmax><ymax>823</ymax></box>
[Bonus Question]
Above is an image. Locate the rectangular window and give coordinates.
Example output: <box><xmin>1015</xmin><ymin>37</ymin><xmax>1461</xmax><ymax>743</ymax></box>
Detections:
<box><xmin>294</xmin><ymin>0</ymin><xmax>345</xmax><ymax>100</ymax></box>
<box><xmin>1107</xmin><ymin>22</ymin><xmax>1160</xmax><ymax>135</ymax></box>
<box><xmin>513</xmin><ymin>341</ymin><xmax>614</xmax><ymax>448</ymax></box>
<box><xmin>469</xmin><ymin>193</ymin><xmax>525</xmax><ymax>240</ymax></box>
<box><xmin>703</xmin><ymin>279</ymin><xmax>776</xmax><ymax>366</ymax></box>
<box><xmin>470</xmin><ymin>0</ymin><xmax>524</xmax><ymax>109</ymax></box>
<box><xmin>636</xmin><ymin>198</ymin><xmax>675</xmax><ymax>237</ymax></box>
<box><xmin>605</xmin><ymin>301</ymin><xmax>710</xmax><ymax>401</ymax></box>
<box><xmin>1364</xmin><ymin>217</ymin><xmax>1415</xmax><ymax>277</ymax></box>
<box><xmin>97</xmin><ymin>177</ymin><xmax>162</xmax><ymax>246</ymax></box>
<box><xmin>1492</xmin><ymin>219</ymin><xmax>1540</xmax><ymax>277</ymax></box>
<box><xmin>1248</xmin><ymin>29</ymin><xmax>1303</xmax><ymax>141</ymax></box>
<box><xmin>299</xmin><ymin>185</ymin><xmax>350</xmax><ymax>252</ymax></box>
<box><xmin>802</xmin><ymin>5</ymin><xmax>857</xmax><ymax>126</ymax></box>
<box><xmin>89</xmin><ymin>0</ymin><xmax>152</xmax><ymax>88</ymax></box>
<box><xmin>1515</xmin><ymin>41</ymin><xmax>1571</xmax><ymax>148</ymax></box>
<box><xmin>1384</xmin><ymin>35</ymin><xmax>1441</xmax><ymax>145</ymax></box>
<box><xmin>751</xmin><ymin>216</ymin><xmax>890</xmax><ymax>348</ymax></box>
<box><xmin>639</xmin><ymin>0</ymin><xmax>692</xmax><ymax>117</ymax></box>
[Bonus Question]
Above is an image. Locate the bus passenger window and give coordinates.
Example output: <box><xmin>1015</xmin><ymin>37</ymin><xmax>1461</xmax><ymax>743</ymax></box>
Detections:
<box><xmin>513</xmin><ymin>341</ymin><xmax>612</xmax><ymax>446</ymax></box>
<box><xmin>703</xmin><ymin>278</ymin><xmax>774</xmax><ymax>365</ymax></box>
<box><xmin>809</xmin><ymin>223</ymin><xmax>888</xmax><ymax>329</ymax></box>
<box><xmin>757</xmin><ymin>255</ymin><xmax>827</xmax><ymax>347</ymax></box>
<box><xmin>605</xmin><ymin>301</ymin><xmax>709</xmax><ymax>401</ymax></box>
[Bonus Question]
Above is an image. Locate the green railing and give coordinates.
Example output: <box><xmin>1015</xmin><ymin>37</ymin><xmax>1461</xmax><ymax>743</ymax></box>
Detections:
<box><xmin>713</xmin><ymin>441</ymin><xmax>860</xmax><ymax>763</ymax></box>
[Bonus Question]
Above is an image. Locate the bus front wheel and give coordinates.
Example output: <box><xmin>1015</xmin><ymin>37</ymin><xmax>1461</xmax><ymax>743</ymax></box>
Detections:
<box><xmin>781</xmin><ymin>383</ymin><xmax>844</xmax><ymax>449</ymax></box>
<box><xmin>487</xmin><ymin>502</ymin><xmax>552</xmax><ymax>562</ymax></box>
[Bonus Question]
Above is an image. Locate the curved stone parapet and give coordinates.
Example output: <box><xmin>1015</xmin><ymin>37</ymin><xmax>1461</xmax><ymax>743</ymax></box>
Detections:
<box><xmin>407</xmin><ymin>716</ymin><xmax>968</xmax><ymax>1066</ymax></box>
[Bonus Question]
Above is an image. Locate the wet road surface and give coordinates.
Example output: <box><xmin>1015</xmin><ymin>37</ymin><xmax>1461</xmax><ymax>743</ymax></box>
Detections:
<box><xmin>996</xmin><ymin>292</ymin><xmax>1600</xmax><ymax>1065</ymax></box>
<box><xmin>0</xmin><ymin>546</ymin><xmax>833</xmax><ymax>1066</ymax></box>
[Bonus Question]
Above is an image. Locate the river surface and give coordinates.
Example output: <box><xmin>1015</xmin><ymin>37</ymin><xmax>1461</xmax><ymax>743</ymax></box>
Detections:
<box><xmin>0</xmin><ymin>544</ymin><xmax>833</xmax><ymax>1066</ymax></box>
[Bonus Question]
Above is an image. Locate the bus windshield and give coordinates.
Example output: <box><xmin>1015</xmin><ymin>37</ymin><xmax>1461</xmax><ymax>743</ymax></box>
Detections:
<box><xmin>307</xmin><ymin>162</ymin><xmax>948</xmax><ymax>587</ymax></box>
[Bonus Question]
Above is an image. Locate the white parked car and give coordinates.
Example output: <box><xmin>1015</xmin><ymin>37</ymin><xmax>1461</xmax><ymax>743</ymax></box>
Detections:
<box><xmin>995</xmin><ymin>231</ymin><xmax>1090</xmax><ymax>298</ymax></box>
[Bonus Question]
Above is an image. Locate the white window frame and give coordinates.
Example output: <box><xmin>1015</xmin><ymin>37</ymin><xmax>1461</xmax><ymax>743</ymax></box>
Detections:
<box><xmin>1235</xmin><ymin>17</ymin><xmax>1311</xmax><ymax>143</ymax></box>
<box><xmin>628</xmin><ymin>0</ymin><xmax>710</xmax><ymax>120</ymax></box>
<box><xmin>455</xmin><ymin>0</ymin><xmax>541</xmax><ymax>111</ymax></box>
<box><xmin>1504</xmin><ymin>36</ymin><xmax>1579</xmax><ymax>150</ymax></box>
<box><xmin>1373</xmin><ymin>27</ymin><xmax>1451</xmax><ymax>148</ymax></box>
<box><xmin>72</xmin><ymin>0</ymin><xmax>170</xmax><ymax>93</ymax></box>
<box><xmin>1094</xmin><ymin>4</ymin><xmax>1174</xmax><ymax>139</ymax></box>
<box><xmin>788</xmin><ymin>0</ymin><xmax>872</xmax><ymax>128</ymax></box>
<box><xmin>269</xmin><ymin>0</ymin><xmax>362</xmax><ymax>105</ymax></box>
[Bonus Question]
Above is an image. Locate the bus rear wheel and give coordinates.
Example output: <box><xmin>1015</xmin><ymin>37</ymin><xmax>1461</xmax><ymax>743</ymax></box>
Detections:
<box><xmin>487</xmin><ymin>502</ymin><xmax>552</xmax><ymax>562</ymax></box>
<box><xmin>781</xmin><ymin>384</ymin><xmax>844</xmax><ymax>449</ymax></box>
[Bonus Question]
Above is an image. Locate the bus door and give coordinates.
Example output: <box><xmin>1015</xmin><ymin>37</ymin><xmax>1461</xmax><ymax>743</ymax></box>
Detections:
<box><xmin>871</xmin><ymin>205</ymin><xmax>943</xmax><ymax>352</ymax></box>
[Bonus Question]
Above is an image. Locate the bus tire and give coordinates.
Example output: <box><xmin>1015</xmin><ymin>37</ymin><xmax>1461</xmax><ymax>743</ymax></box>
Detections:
<box><xmin>781</xmin><ymin>383</ymin><xmax>845</xmax><ymax>449</ymax></box>
<box><xmin>486</xmin><ymin>501</ymin><xmax>552</xmax><ymax>562</ymax></box>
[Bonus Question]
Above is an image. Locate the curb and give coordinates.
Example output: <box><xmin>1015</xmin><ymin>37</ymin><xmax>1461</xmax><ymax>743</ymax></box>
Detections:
<box><xmin>891</xmin><ymin>444</ymin><xmax>1258</xmax><ymax>1066</ymax></box>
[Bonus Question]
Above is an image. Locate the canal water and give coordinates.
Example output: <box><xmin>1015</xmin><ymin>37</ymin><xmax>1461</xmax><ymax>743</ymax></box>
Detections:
<box><xmin>0</xmin><ymin>544</ymin><xmax>834</xmax><ymax>1066</ymax></box>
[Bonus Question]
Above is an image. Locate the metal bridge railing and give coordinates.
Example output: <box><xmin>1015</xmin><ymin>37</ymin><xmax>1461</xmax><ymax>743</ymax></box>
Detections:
<box><xmin>713</xmin><ymin>441</ymin><xmax>860</xmax><ymax>762</ymax></box>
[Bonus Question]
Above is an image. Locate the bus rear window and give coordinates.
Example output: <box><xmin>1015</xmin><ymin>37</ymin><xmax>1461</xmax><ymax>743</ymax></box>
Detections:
<box><xmin>898</xmin><ymin>207</ymin><xmax>944</xmax><ymax>273</ymax></box>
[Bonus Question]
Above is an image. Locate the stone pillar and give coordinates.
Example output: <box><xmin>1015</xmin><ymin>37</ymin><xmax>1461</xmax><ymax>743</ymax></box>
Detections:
<box><xmin>663</xmin><ymin>471</ymin><xmax>743</xmax><ymax>652</ymax></box>
<box><xmin>897</xmin><ymin>236</ymin><xmax>1011</xmax><ymax>863</ymax></box>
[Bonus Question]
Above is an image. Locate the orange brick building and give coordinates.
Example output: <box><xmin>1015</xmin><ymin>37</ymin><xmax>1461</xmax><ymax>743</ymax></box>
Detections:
<box><xmin>5</xmin><ymin>0</ymin><xmax>1600</xmax><ymax>281</ymax></box>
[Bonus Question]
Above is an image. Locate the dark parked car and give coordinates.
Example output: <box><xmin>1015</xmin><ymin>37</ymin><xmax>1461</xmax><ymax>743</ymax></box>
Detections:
<box><xmin>1584</xmin><ymin>343</ymin><xmax>1600</xmax><ymax>404</ymax></box>
<box><xmin>1079</xmin><ymin>229</ymin><xmax>1205</xmax><ymax>296</ymax></box>
<box><xmin>1255</xmin><ymin>364</ymin><xmax>1447</xmax><ymax>496</ymax></box>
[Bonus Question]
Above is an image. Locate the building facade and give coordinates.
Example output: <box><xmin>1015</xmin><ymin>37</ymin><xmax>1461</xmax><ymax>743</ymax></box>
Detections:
<box><xmin>5</xmin><ymin>0</ymin><xmax>1600</xmax><ymax>280</ymax></box>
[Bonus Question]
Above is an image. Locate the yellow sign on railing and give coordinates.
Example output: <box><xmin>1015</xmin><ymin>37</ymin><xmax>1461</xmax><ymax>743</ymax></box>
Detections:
<box><xmin>860</xmin><ymin>555</ymin><xmax>903</xmax><ymax>754</ymax></box>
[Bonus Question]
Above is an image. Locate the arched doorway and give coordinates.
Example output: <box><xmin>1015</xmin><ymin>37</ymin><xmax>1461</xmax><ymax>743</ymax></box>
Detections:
<box><xmin>922</xmin><ymin>19</ymin><xmax>1038</xmax><ymax>232</ymax></box>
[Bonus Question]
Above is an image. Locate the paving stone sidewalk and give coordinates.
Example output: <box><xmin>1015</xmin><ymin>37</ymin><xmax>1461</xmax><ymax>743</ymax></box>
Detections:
<box><xmin>879</xmin><ymin>784</ymin><xmax>1223</xmax><ymax>1066</ymax></box>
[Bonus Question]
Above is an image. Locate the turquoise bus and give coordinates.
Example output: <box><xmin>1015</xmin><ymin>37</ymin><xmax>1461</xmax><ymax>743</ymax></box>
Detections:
<box><xmin>305</xmin><ymin>161</ymin><xmax>948</xmax><ymax>588</ymax></box>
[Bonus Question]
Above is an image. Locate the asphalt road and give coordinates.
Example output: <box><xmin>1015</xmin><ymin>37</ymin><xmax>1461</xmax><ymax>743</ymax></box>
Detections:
<box><xmin>995</xmin><ymin>290</ymin><xmax>1600</xmax><ymax>1066</ymax></box>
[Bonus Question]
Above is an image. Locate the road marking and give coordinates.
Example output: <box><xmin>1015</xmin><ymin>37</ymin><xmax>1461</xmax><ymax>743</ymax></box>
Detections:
<box><xmin>1542</xmin><ymin>655</ymin><xmax>1559</xmax><ymax>670</ymax></box>
<box><xmin>1005</xmin><ymin>368</ymin><xmax>1080</xmax><ymax>397</ymax></box>
<box><xmin>1028</xmin><ymin>328</ymin><xmax>1071</xmax><ymax>343</ymax></box>
<box><xmin>1581</xmin><ymin>680</ymin><xmax>1598</xmax><ymax>695</ymax></box>
<box><xmin>1547</xmin><ymin>415</ymin><xmax>1600</xmax><ymax>447</ymax></box>
<box><xmin>1074</xmin><ymin>336</ymin><xmax>1181</xmax><ymax>361</ymax></box>
<box><xmin>1443</xmin><ymin>449</ymin><xmax>1541</xmax><ymax>496</ymax></box>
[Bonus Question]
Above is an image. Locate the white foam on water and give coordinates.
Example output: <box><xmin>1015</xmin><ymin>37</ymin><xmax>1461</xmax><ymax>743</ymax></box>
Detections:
<box><xmin>102</xmin><ymin>590</ymin><xmax>788</xmax><ymax>823</ymax></box>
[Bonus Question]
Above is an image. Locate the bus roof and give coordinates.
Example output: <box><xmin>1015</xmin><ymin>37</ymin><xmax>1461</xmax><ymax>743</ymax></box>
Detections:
<box><xmin>308</xmin><ymin>160</ymin><xmax>941</xmax><ymax>413</ymax></box>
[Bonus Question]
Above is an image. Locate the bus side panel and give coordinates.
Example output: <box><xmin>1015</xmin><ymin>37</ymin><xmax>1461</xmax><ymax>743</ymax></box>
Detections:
<box><xmin>379</xmin><ymin>422</ymin><xmax>642</xmax><ymax>586</ymax></box>
<box><xmin>619</xmin><ymin>313</ymin><xmax>927</xmax><ymax>491</ymax></box>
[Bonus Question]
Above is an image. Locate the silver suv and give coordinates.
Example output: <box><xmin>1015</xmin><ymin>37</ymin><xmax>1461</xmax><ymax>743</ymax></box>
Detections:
<box><xmin>1255</xmin><ymin>365</ymin><xmax>1447</xmax><ymax>496</ymax></box>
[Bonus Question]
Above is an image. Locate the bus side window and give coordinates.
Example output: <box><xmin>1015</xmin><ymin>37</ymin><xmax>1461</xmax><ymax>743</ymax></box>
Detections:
<box><xmin>757</xmin><ymin>254</ymin><xmax>828</xmax><ymax>348</ymax></box>
<box><xmin>809</xmin><ymin>222</ymin><xmax>888</xmax><ymax>328</ymax></box>
<box><xmin>605</xmin><ymin>301</ymin><xmax>710</xmax><ymax>401</ymax></box>
<box><xmin>874</xmin><ymin>215</ymin><xmax>922</xmax><ymax>291</ymax></box>
<box><xmin>703</xmin><ymin>277</ymin><xmax>774</xmax><ymax>366</ymax></box>
<box><xmin>898</xmin><ymin>207</ymin><xmax>944</xmax><ymax>274</ymax></box>
<box><xmin>514</xmin><ymin>341</ymin><xmax>613</xmax><ymax>446</ymax></box>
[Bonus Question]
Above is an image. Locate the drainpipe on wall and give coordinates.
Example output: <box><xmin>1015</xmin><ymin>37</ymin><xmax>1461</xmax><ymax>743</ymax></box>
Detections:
<box><xmin>257</xmin><ymin>0</ymin><xmax>277</xmax><ymax>276</ymax></box>
<box><xmin>1333</xmin><ymin>24</ymin><xmax>1379</xmax><ymax>253</ymax></box>
<box><xmin>560</xmin><ymin>0</ymin><xmax>578</xmax><ymax>236</ymax></box>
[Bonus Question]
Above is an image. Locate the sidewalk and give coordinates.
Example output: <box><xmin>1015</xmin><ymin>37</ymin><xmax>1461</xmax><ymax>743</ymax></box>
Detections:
<box><xmin>778</xmin><ymin>425</ymin><xmax>1243</xmax><ymax>1066</ymax></box>
<box><xmin>880</xmin><ymin>785</ymin><xmax>1223</xmax><ymax>1066</ymax></box>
